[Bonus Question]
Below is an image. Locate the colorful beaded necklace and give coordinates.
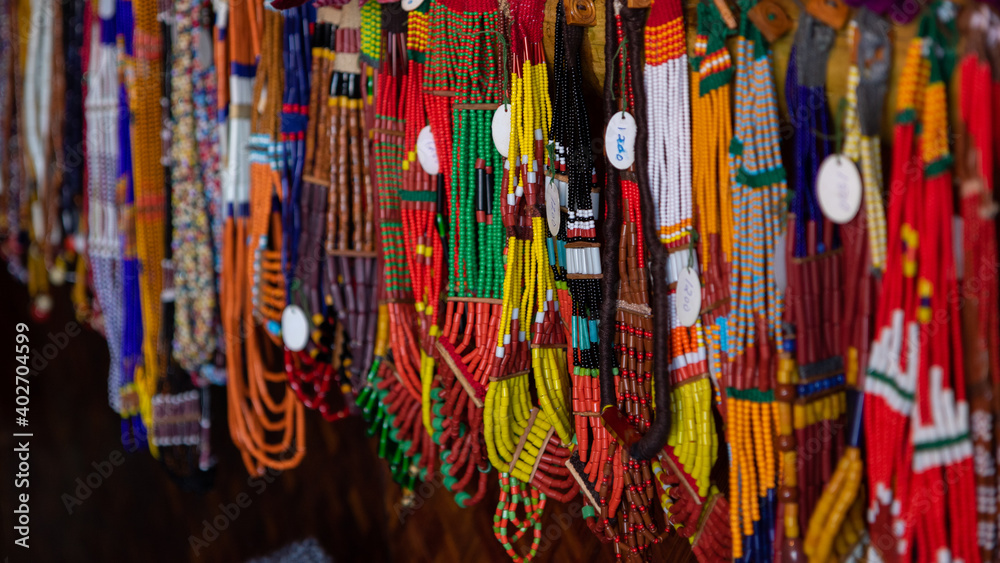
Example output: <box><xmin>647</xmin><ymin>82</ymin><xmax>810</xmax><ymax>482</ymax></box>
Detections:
<box><xmin>171</xmin><ymin>0</ymin><xmax>218</xmax><ymax>374</ymax></box>
<box><xmin>426</xmin><ymin>0</ymin><xmax>505</xmax><ymax>508</ymax></box>
<box><xmin>725</xmin><ymin>2</ymin><xmax>787</xmax><ymax>558</ymax></box>
<box><xmin>484</xmin><ymin>1</ymin><xmax>579</xmax><ymax>559</ymax></box>
<box><xmin>87</xmin><ymin>0</ymin><xmax>127</xmax><ymax>415</ymax></box>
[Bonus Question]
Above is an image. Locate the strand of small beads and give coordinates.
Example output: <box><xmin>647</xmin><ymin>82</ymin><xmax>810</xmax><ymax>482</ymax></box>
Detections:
<box><xmin>690</xmin><ymin>1</ymin><xmax>734</xmax><ymax>417</ymax></box>
<box><xmin>552</xmin><ymin>1</ymin><xmax>608</xmax><ymax>528</ymax></box>
<box><xmin>87</xmin><ymin>0</ymin><xmax>127</xmax><ymax>415</ymax></box>
<box><xmin>907</xmin><ymin>10</ymin><xmax>978</xmax><ymax>560</ymax></box>
<box><xmin>403</xmin><ymin>0</ymin><xmax>443</xmax><ymax>438</ymax></box>
<box><xmin>127</xmin><ymin>0</ymin><xmax>169</xmax><ymax>456</ymax></box>
<box><xmin>725</xmin><ymin>2</ymin><xmax>788</xmax><ymax>559</ymax></box>
<box><xmin>957</xmin><ymin>7</ymin><xmax>1000</xmax><ymax>560</ymax></box>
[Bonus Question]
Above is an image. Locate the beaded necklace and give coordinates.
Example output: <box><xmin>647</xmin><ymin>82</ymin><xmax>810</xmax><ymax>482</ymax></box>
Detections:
<box><xmin>691</xmin><ymin>1</ymin><xmax>734</xmax><ymax>405</ymax></box>
<box><xmin>284</xmin><ymin>4</ymin><xmax>352</xmax><ymax>421</ymax></box>
<box><xmin>587</xmin><ymin>4</ymin><xmax>669</xmax><ymax>560</ymax></box>
<box><xmin>364</xmin><ymin>4</ymin><xmax>441</xmax><ymax>490</ymax></box>
<box><xmin>552</xmin><ymin>0</ymin><xmax>610</xmax><ymax>528</ymax></box>
<box><xmin>88</xmin><ymin>0</ymin><xmax>125</xmax><ymax>414</ymax></box>
<box><xmin>779</xmin><ymin>13</ymin><xmax>853</xmax><ymax>552</ymax></box>
<box><xmin>798</xmin><ymin>12</ymin><xmax>889</xmax><ymax>562</ymax></box>
<box><xmin>725</xmin><ymin>2</ymin><xmax>787</xmax><ymax>558</ymax></box>
<box><xmin>416</xmin><ymin>0</ymin><xmax>501</xmax><ymax>509</ymax></box>
<box><xmin>483</xmin><ymin>2</ymin><xmax>579</xmax><ymax>559</ymax></box>
<box><xmin>171</xmin><ymin>0</ymin><xmax>218</xmax><ymax>374</ymax></box>
<box><xmin>643</xmin><ymin>0</ymin><xmax>719</xmax><ymax>524</ymax></box>
<box><xmin>958</xmin><ymin>7</ymin><xmax>1000</xmax><ymax>560</ymax></box>
<box><xmin>116</xmin><ymin>0</ymin><xmax>149</xmax><ymax>450</ymax></box>
<box><xmin>864</xmin><ymin>7</ymin><xmax>977</xmax><ymax>561</ymax></box>
<box><xmin>126</xmin><ymin>0</ymin><xmax>169</xmax><ymax>454</ymax></box>
<box><xmin>222</xmin><ymin>2</ymin><xmax>306</xmax><ymax>475</ymax></box>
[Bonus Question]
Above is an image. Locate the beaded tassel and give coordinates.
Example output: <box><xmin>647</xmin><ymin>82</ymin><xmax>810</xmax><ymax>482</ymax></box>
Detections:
<box><xmin>691</xmin><ymin>1</ymin><xmax>734</xmax><ymax>418</ymax></box>
<box><xmin>430</xmin><ymin>0</ymin><xmax>506</xmax><ymax>508</ymax></box>
<box><xmin>116</xmin><ymin>0</ymin><xmax>149</xmax><ymax>451</ymax></box>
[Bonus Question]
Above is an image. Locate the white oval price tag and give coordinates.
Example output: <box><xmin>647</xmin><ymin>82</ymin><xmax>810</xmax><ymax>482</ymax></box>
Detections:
<box><xmin>677</xmin><ymin>267</ymin><xmax>702</xmax><ymax>327</ymax></box>
<box><xmin>401</xmin><ymin>0</ymin><xmax>425</xmax><ymax>11</ymax></box>
<box><xmin>281</xmin><ymin>305</ymin><xmax>310</xmax><ymax>352</ymax></box>
<box><xmin>492</xmin><ymin>104</ymin><xmax>512</xmax><ymax>158</ymax></box>
<box><xmin>546</xmin><ymin>176</ymin><xmax>561</xmax><ymax>237</ymax></box>
<box><xmin>605</xmin><ymin>111</ymin><xmax>636</xmax><ymax>171</ymax></box>
<box><xmin>816</xmin><ymin>154</ymin><xmax>862</xmax><ymax>225</ymax></box>
<box><xmin>416</xmin><ymin>126</ymin><xmax>440</xmax><ymax>175</ymax></box>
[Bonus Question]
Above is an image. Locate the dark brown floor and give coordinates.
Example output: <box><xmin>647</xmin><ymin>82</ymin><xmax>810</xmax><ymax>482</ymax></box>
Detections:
<box><xmin>0</xmin><ymin>269</ymin><xmax>695</xmax><ymax>562</ymax></box>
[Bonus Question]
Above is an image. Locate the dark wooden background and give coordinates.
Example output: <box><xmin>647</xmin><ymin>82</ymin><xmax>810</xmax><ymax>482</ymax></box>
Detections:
<box><xmin>0</xmin><ymin>268</ymin><xmax>695</xmax><ymax>562</ymax></box>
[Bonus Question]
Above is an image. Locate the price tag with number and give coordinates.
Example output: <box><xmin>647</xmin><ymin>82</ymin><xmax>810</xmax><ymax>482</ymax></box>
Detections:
<box><xmin>605</xmin><ymin>111</ymin><xmax>636</xmax><ymax>171</ymax></box>
<box><xmin>677</xmin><ymin>267</ymin><xmax>702</xmax><ymax>327</ymax></box>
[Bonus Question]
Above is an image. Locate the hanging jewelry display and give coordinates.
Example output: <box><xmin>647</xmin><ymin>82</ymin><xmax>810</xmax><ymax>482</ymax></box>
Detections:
<box><xmin>864</xmin><ymin>5</ymin><xmax>979</xmax><ymax>561</ymax></box>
